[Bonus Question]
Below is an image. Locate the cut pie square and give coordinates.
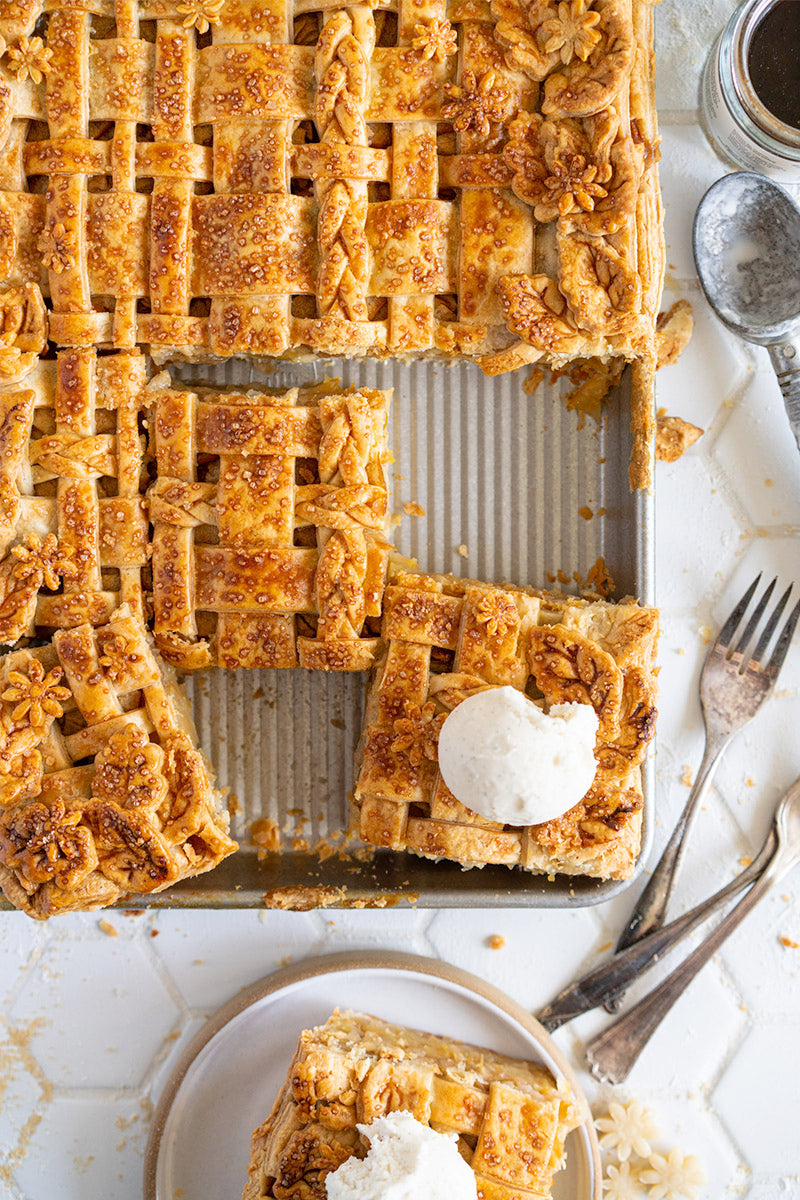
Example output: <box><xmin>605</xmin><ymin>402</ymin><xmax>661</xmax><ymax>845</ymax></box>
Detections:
<box><xmin>0</xmin><ymin>604</ymin><xmax>237</xmax><ymax>918</ymax></box>
<box><xmin>353</xmin><ymin>569</ymin><xmax>659</xmax><ymax>880</ymax></box>
<box><xmin>147</xmin><ymin>378</ymin><xmax>392</xmax><ymax>671</ymax></box>
<box><xmin>0</xmin><ymin>346</ymin><xmax>151</xmax><ymax>645</ymax></box>
<box><xmin>242</xmin><ymin>1010</ymin><xmax>584</xmax><ymax>1200</ymax></box>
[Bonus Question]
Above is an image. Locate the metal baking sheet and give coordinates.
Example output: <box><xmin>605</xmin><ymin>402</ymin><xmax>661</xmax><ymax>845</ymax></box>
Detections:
<box><xmin>131</xmin><ymin>357</ymin><xmax>655</xmax><ymax>911</ymax></box>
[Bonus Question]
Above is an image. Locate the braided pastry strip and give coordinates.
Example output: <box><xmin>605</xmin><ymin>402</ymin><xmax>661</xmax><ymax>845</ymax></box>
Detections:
<box><xmin>30</xmin><ymin>432</ymin><xmax>117</xmax><ymax>480</ymax></box>
<box><xmin>300</xmin><ymin>393</ymin><xmax>386</xmax><ymax>641</ymax></box>
<box><xmin>314</xmin><ymin>8</ymin><xmax>375</xmax><ymax>322</ymax></box>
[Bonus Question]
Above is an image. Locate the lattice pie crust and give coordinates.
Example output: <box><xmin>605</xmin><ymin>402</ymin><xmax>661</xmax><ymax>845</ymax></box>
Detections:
<box><xmin>0</xmin><ymin>604</ymin><xmax>236</xmax><ymax>918</ymax></box>
<box><xmin>242</xmin><ymin>1010</ymin><xmax>584</xmax><ymax>1200</ymax></box>
<box><xmin>354</xmin><ymin>569</ymin><xmax>659</xmax><ymax>880</ymax></box>
<box><xmin>0</xmin><ymin>0</ymin><xmax>662</xmax><ymax>393</ymax></box>
<box><xmin>148</xmin><ymin>375</ymin><xmax>392</xmax><ymax>671</ymax></box>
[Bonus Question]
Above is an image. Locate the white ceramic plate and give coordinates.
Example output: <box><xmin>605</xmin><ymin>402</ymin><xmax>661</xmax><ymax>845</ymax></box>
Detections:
<box><xmin>144</xmin><ymin>951</ymin><xmax>600</xmax><ymax>1200</ymax></box>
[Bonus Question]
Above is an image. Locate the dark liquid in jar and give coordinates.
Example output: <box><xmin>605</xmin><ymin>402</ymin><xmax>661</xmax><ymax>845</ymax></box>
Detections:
<box><xmin>747</xmin><ymin>0</ymin><xmax>800</xmax><ymax>128</ymax></box>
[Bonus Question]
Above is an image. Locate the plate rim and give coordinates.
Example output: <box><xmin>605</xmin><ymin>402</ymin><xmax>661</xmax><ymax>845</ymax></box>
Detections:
<box><xmin>142</xmin><ymin>949</ymin><xmax>601</xmax><ymax>1200</ymax></box>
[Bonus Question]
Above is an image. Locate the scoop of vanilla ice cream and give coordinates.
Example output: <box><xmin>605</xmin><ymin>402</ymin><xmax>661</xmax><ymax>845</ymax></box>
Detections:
<box><xmin>325</xmin><ymin>1111</ymin><xmax>477</xmax><ymax>1200</ymax></box>
<box><xmin>437</xmin><ymin>686</ymin><xmax>599</xmax><ymax>825</ymax></box>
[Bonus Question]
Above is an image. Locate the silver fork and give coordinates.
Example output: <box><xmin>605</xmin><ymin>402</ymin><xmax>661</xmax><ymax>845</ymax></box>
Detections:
<box><xmin>605</xmin><ymin>573</ymin><xmax>800</xmax><ymax>1010</ymax></box>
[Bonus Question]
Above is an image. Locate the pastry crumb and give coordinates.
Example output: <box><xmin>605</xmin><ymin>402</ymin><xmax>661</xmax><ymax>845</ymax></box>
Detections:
<box><xmin>738</xmin><ymin>856</ymin><xmax>753</xmax><ymax>868</ymax></box>
<box><xmin>523</xmin><ymin>367</ymin><xmax>547</xmax><ymax>395</ymax></box>
<box><xmin>656</xmin><ymin>298</ymin><xmax>694</xmax><ymax>368</ymax></box>
<box><xmin>456</xmin><ymin>543</ymin><xmax>469</xmax><ymax>558</ymax></box>
<box><xmin>404</xmin><ymin>501</ymin><xmax>426</xmax><ymax>517</ymax></box>
<box><xmin>578</xmin><ymin>505</ymin><xmax>593</xmax><ymax>520</ymax></box>
<box><xmin>680</xmin><ymin>766</ymin><xmax>693</xmax><ymax>787</ymax></box>
<box><xmin>251</xmin><ymin>817</ymin><xmax>281</xmax><ymax>858</ymax></box>
<box><xmin>779</xmin><ymin>935</ymin><xmax>799</xmax><ymax>949</ymax></box>
<box><xmin>487</xmin><ymin>935</ymin><xmax>506</xmax><ymax>950</ymax></box>
<box><xmin>150</xmin><ymin>928</ymin><xmax>160</xmax><ymax>938</ymax></box>
<box><xmin>98</xmin><ymin>919</ymin><xmax>118</xmax><ymax>937</ymax></box>
<box><xmin>597</xmin><ymin>940</ymin><xmax>612</xmax><ymax>953</ymax></box>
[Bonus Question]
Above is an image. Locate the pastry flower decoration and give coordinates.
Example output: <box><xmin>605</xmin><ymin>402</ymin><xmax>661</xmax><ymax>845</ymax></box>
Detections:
<box><xmin>474</xmin><ymin>593</ymin><xmax>518</xmax><ymax>637</ymax></box>
<box><xmin>176</xmin><ymin>0</ymin><xmax>225</xmax><ymax>33</ymax></box>
<box><xmin>412</xmin><ymin>18</ymin><xmax>458</xmax><ymax>62</ymax></box>
<box><xmin>98</xmin><ymin>634</ymin><xmax>141</xmax><ymax>683</ymax></box>
<box><xmin>639</xmin><ymin>1149</ymin><xmax>707</xmax><ymax>1200</ymax></box>
<box><xmin>5</xmin><ymin>36</ymin><xmax>53</xmax><ymax>84</ymax></box>
<box><xmin>595</xmin><ymin>1098</ymin><xmax>660</xmax><ymax>1162</ymax></box>
<box><xmin>543</xmin><ymin>151</ymin><xmax>610</xmax><ymax>215</ymax></box>
<box><xmin>540</xmin><ymin>0</ymin><xmax>602</xmax><ymax>65</ymax></box>
<box><xmin>0</xmin><ymin>799</ymin><xmax>97</xmax><ymax>888</ymax></box>
<box><xmin>1</xmin><ymin>661</ymin><xmax>70</xmax><ymax>732</ymax></box>
<box><xmin>601</xmin><ymin>1160</ymin><xmax>640</xmax><ymax>1200</ymax></box>
<box><xmin>391</xmin><ymin>700</ymin><xmax>444</xmax><ymax>766</ymax></box>
<box><xmin>10</xmin><ymin>534</ymin><xmax>76</xmax><ymax>591</ymax></box>
<box><xmin>37</xmin><ymin>221</ymin><xmax>76</xmax><ymax>275</ymax></box>
<box><xmin>442</xmin><ymin>69</ymin><xmax>512</xmax><ymax>137</ymax></box>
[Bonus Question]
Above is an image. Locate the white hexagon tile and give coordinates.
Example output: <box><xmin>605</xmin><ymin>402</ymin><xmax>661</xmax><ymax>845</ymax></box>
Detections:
<box><xmin>2</xmin><ymin>2</ymin><xmax>800</xmax><ymax>1199</ymax></box>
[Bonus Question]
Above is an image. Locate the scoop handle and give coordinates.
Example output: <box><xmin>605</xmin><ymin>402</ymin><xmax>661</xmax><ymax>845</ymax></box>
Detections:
<box><xmin>769</xmin><ymin>339</ymin><xmax>800</xmax><ymax>452</ymax></box>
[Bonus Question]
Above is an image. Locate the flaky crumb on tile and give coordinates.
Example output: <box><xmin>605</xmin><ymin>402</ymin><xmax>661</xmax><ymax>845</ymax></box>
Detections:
<box><xmin>656</xmin><ymin>298</ymin><xmax>694</xmax><ymax>369</ymax></box>
<box><xmin>456</xmin><ymin>543</ymin><xmax>469</xmax><ymax>559</ymax></box>
<box><xmin>98</xmin><ymin>919</ymin><xmax>118</xmax><ymax>937</ymax></box>
<box><xmin>779</xmin><ymin>935</ymin><xmax>799</xmax><ymax>949</ymax></box>
<box><xmin>656</xmin><ymin>415</ymin><xmax>704</xmax><ymax>463</ymax></box>
<box><xmin>403</xmin><ymin>501</ymin><xmax>426</xmax><ymax>517</ymax></box>
<box><xmin>487</xmin><ymin>934</ymin><xmax>506</xmax><ymax>950</ymax></box>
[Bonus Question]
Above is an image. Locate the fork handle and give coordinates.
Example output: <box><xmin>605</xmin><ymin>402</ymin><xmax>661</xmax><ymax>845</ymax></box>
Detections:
<box><xmin>585</xmin><ymin>846</ymin><xmax>793</xmax><ymax>1084</ymax></box>
<box><xmin>602</xmin><ymin>733</ymin><xmax>729</xmax><ymax>1012</ymax></box>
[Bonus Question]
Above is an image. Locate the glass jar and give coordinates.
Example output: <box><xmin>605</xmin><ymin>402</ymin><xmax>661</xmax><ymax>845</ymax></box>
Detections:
<box><xmin>700</xmin><ymin>0</ymin><xmax>800</xmax><ymax>181</ymax></box>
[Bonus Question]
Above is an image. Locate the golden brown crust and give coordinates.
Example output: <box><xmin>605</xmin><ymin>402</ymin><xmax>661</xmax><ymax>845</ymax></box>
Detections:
<box><xmin>0</xmin><ymin>605</ymin><xmax>237</xmax><ymax>919</ymax></box>
<box><xmin>354</xmin><ymin>569</ymin><xmax>658</xmax><ymax>881</ymax></box>
<box><xmin>242</xmin><ymin>1011</ymin><xmax>583</xmax><ymax>1200</ymax></box>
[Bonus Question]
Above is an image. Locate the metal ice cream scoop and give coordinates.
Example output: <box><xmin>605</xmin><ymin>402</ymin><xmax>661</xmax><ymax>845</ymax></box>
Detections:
<box><xmin>693</xmin><ymin>171</ymin><xmax>800</xmax><ymax>451</ymax></box>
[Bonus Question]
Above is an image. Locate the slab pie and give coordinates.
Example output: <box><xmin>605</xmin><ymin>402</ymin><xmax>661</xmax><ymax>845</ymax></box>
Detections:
<box><xmin>0</xmin><ymin>0</ymin><xmax>662</xmax><ymax>432</ymax></box>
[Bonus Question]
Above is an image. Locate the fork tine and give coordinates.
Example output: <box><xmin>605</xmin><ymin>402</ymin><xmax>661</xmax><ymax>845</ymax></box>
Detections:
<box><xmin>731</xmin><ymin>576</ymin><xmax>777</xmax><ymax>660</ymax></box>
<box><xmin>715</xmin><ymin>573</ymin><xmax>762</xmax><ymax>651</ymax></box>
<box><xmin>747</xmin><ymin>583</ymin><xmax>793</xmax><ymax>668</ymax></box>
<box><xmin>764</xmin><ymin>593</ymin><xmax>800</xmax><ymax>680</ymax></box>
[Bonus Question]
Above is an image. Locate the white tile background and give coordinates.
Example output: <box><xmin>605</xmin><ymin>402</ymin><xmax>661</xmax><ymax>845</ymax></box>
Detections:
<box><xmin>2</xmin><ymin>0</ymin><xmax>800</xmax><ymax>1195</ymax></box>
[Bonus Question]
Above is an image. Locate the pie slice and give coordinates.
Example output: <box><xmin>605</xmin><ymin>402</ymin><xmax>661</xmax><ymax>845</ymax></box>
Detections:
<box><xmin>242</xmin><ymin>1010</ymin><xmax>584</xmax><ymax>1200</ymax></box>
<box><xmin>353</xmin><ymin>569</ymin><xmax>659</xmax><ymax>880</ymax></box>
<box><xmin>0</xmin><ymin>604</ymin><xmax>237</xmax><ymax>918</ymax></box>
<box><xmin>147</xmin><ymin>377</ymin><xmax>392</xmax><ymax>671</ymax></box>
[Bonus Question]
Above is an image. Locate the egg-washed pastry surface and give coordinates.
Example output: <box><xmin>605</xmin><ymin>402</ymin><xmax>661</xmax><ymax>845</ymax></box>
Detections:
<box><xmin>0</xmin><ymin>2</ymin><xmax>662</xmax><ymax>393</ymax></box>
<box><xmin>353</xmin><ymin>569</ymin><xmax>659</xmax><ymax>880</ymax></box>
<box><xmin>148</xmin><ymin>378</ymin><xmax>392</xmax><ymax>671</ymax></box>
<box><xmin>0</xmin><ymin>604</ymin><xmax>236</xmax><ymax>919</ymax></box>
<box><xmin>242</xmin><ymin>1009</ymin><xmax>583</xmax><ymax>1200</ymax></box>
